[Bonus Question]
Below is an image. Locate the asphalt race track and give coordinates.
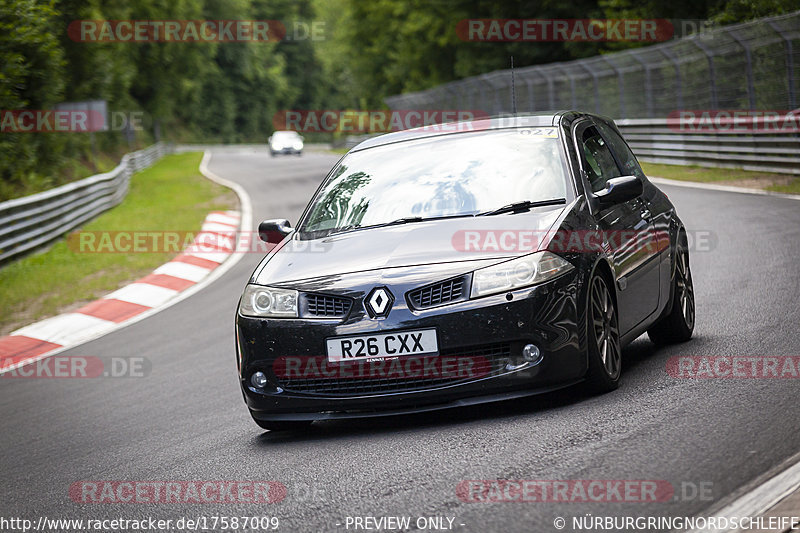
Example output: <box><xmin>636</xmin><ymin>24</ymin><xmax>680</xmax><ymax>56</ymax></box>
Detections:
<box><xmin>1</xmin><ymin>147</ymin><xmax>799</xmax><ymax>532</ymax></box>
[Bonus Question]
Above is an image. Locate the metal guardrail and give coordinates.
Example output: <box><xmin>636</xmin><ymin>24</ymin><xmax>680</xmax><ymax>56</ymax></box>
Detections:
<box><xmin>381</xmin><ymin>12</ymin><xmax>800</xmax><ymax>175</ymax></box>
<box><xmin>385</xmin><ymin>12</ymin><xmax>800</xmax><ymax>119</ymax></box>
<box><xmin>616</xmin><ymin>119</ymin><xmax>800</xmax><ymax>175</ymax></box>
<box><xmin>0</xmin><ymin>142</ymin><xmax>169</xmax><ymax>266</ymax></box>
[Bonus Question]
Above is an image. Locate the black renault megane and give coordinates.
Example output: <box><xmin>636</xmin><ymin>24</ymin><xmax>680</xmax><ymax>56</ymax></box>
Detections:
<box><xmin>236</xmin><ymin>112</ymin><xmax>695</xmax><ymax>431</ymax></box>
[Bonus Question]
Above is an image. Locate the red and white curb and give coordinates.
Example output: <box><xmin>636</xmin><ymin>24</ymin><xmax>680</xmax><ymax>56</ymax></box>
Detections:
<box><xmin>0</xmin><ymin>150</ymin><xmax>253</xmax><ymax>375</ymax></box>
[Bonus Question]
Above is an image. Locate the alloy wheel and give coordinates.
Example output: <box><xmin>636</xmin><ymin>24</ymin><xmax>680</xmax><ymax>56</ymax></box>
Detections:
<box><xmin>590</xmin><ymin>276</ymin><xmax>621</xmax><ymax>379</ymax></box>
<box><xmin>676</xmin><ymin>249</ymin><xmax>695</xmax><ymax>330</ymax></box>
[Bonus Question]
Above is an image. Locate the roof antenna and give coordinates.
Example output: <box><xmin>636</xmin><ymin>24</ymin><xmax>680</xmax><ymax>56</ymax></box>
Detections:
<box><xmin>510</xmin><ymin>56</ymin><xmax>518</xmax><ymax>115</ymax></box>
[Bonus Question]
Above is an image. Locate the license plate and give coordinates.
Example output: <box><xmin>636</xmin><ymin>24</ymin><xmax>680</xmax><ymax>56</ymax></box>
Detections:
<box><xmin>326</xmin><ymin>329</ymin><xmax>438</xmax><ymax>362</ymax></box>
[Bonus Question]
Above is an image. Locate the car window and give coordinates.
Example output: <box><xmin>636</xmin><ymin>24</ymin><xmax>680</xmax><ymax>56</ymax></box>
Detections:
<box><xmin>581</xmin><ymin>126</ymin><xmax>621</xmax><ymax>193</ymax></box>
<box><xmin>299</xmin><ymin>128</ymin><xmax>569</xmax><ymax>237</ymax></box>
<box><xmin>596</xmin><ymin>122</ymin><xmax>646</xmax><ymax>180</ymax></box>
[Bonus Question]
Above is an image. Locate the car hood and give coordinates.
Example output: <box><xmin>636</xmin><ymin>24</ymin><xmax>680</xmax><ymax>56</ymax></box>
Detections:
<box><xmin>253</xmin><ymin>206</ymin><xmax>566</xmax><ymax>285</ymax></box>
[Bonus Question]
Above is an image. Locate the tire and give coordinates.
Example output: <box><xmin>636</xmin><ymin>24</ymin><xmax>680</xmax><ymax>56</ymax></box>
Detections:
<box><xmin>585</xmin><ymin>272</ymin><xmax>622</xmax><ymax>393</ymax></box>
<box><xmin>252</xmin><ymin>416</ymin><xmax>313</xmax><ymax>432</ymax></box>
<box><xmin>648</xmin><ymin>240</ymin><xmax>695</xmax><ymax>345</ymax></box>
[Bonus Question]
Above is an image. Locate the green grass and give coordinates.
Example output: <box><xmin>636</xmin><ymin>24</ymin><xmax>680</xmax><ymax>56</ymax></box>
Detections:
<box><xmin>640</xmin><ymin>161</ymin><xmax>800</xmax><ymax>194</ymax></box>
<box><xmin>0</xmin><ymin>146</ymin><xmax>132</xmax><ymax>203</ymax></box>
<box><xmin>766</xmin><ymin>180</ymin><xmax>800</xmax><ymax>195</ymax></box>
<box><xmin>0</xmin><ymin>152</ymin><xmax>237</xmax><ymax>335</ymax></box>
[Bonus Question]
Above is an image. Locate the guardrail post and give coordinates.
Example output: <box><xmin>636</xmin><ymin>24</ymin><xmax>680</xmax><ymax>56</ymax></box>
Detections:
<box><xmin>524</xmin><ymin>78</ymin><xmax>534</xmax><ymax>112</ymax></box>
<box><xmin>660</xmin><ymin>46</ymin><xmax>684</xmax><ymax>111</ymax></box>
<box><xmin>603</xmin><ymin>57</ymin><xmax>626</xmax><ymax>118</ymax></box>
<box><xmin>579</xmin><ymin>62</ymin><xmax>601</xmax><ymax>114</ymax></box>
<box><xmin>543</xmin><ymin>67</ymin><xmax>556</xmax><ymax>110</ymax></box>
<box><xmin>729</xmin><ymin>29</ymin><xmax>756</xmax><ymax>109</ymax></box>
<box><xmin>691</xmin><ymin>37</ymin><xmax>719</xmax><ymax>109</ymax></box>
<box><xmin>555</xmin><ymin>65</ymin><xmax>577</xmax><ymax>109</ymax></box>
<box><xmin>630</xmin><ymin>51</ymin><xmax>654</xmax><ymax>117</ymax></box>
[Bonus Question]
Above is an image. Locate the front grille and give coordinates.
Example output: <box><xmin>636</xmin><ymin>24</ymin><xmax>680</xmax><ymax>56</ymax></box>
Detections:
<box><xmin>275</xmin><ymin>342</ymin><xmax>512</xmax><ymax>396</ymax></box>
<box><xmin>407</xmin><ymin>276</ymin><xmax>467</xmax><ymax>309</ymax></box>
<box><xmin>301</xmin><ymin>293</ymin><xmax>352</xmax><ymax>318</ymax></box>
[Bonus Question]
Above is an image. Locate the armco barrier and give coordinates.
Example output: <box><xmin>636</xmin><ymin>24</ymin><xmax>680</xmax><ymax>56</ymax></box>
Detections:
<box><xmin>616</xmin><ymin>118</ymin><xmax>800</xmax><ymax>175</ymax></box>
<box><xmin>0</xmin><ymin>142</ymin><xmax>169</xmax><ymax>266</ymax></box>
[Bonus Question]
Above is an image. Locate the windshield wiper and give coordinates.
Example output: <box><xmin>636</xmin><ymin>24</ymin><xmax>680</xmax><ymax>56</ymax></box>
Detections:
<box><xmin>326</xmin><ymin>224</ymin><xmax>359</xmax><ymax>236</ymax></box>
<box><xmin>326</xmin><ymin>213</ymin><xmax>476</xmax><ymax>236</ymax></box>
<box><xmin>366</xmin><ymin>213</ymin><xmax>478</xmax><ymax>229</ymax></box>
<box><xmin>477</xmin><ymin>198</ymin><xmax>567</xmax><ymax>216</ymax></box>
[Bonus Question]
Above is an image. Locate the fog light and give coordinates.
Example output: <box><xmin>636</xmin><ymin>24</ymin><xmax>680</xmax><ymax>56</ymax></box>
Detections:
<box><xmin>251</xmin><ymin>371</ymin><xmax>268</xmax><ymax>388</ymax></box>
<box><xmin>522</xmin><ymin>344</ymin><xmax>543</xmax><ymax>365</ymax></box>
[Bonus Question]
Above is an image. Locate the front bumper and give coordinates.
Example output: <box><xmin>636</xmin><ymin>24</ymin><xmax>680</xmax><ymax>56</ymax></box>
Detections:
<box><xmin>236</xmin><ymin>270</ymin><xmax>588</xmax><ymax>421</ymax></box>
<box><xmin>270</xmin><ymin>146</ymin><xmax>301</xmax><ymax>154</ymax></box>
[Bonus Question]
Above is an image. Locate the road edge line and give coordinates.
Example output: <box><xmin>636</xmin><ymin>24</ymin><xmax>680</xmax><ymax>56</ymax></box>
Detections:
<box><xmin>684</xmin><ymin>451</ymin><xmax>800</xmax><ymax>533</ymax></box>
<box><xmin>650</xmin><ymin>176</ymin><xmax>800</xmax><ymax>201</ymax></box>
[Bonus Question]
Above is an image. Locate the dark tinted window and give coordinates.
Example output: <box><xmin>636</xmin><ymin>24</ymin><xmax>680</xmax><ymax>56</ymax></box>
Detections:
<box><xmin>581</xmin><ymin>126</ymin><xmax>621</xmax><ymax>193</ymax></box>
<box><xmin>596</xmin><ymin>121</ymin><xmax>646</xmax><ymax>180</ymax></box>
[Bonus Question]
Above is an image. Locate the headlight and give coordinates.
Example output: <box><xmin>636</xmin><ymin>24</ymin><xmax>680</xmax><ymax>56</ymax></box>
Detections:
<box><xmin>239</xmin><ymin>284</ymin><xmax>298</xmax><ymax>318</ymax></box>
<box><xmin>471</xmin><ymin>251</ymin><xmax>574</xmax><ymax>298</ymax></box>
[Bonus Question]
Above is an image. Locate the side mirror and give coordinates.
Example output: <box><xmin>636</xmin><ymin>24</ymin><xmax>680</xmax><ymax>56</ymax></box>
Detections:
<box><xmin>258</xmin><ymin>219</ymin><xmax>292</xmax><ymax>244</ymax></box>
<box><xmin>594</xmin><ymin>175</ymin><xmax>643</xmax><ymax>208</ymax></box>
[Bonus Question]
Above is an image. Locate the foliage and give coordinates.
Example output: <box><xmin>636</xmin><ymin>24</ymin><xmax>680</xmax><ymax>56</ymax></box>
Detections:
<box><xmin>0</xmin><ymin>0</ymin><xmax>794</xmax><ymax>199</ymax></box>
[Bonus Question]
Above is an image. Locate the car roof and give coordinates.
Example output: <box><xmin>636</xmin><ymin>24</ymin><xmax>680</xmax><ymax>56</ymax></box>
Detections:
<box><xmin>349</xmin><ymin>110</ymin><xmax>601</xmax><ymax>152</ymax></box>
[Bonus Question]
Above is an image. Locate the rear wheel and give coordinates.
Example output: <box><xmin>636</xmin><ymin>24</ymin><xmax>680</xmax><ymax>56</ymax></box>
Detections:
<box><xmin>648</xmin><ymin>242</ymin><xmax>694</xmax><ymax>345</ymax></box>
<box><xmin>585</xmin><ymin>273</ymin><xmax>622</xmax><ymax>393</ymax></box>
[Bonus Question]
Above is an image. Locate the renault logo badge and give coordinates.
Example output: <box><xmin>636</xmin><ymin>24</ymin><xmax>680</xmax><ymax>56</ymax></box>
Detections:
<box><xmin>365</xmin><ymin>287</ymin><xmax>394</xmax><ymax>318</ymax></box>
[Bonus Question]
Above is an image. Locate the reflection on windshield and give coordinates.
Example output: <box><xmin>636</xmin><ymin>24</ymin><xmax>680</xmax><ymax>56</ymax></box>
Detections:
<box><xmin>300</xmin><ymin>129</ymin><xmax>568</xmax><ymax>237</ymax></box>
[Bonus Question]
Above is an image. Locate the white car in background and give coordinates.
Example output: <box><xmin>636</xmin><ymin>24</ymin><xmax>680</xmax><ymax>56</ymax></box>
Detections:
<box><xmin>269</xmin><ymin>130</ymin><xmax>304</xmax><ymax>156</ymax></box>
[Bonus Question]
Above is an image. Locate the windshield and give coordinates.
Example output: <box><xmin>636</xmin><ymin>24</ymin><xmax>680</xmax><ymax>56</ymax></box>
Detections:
<box><xmin>299</xmin><ymin>128</ymin><xmax>569</xmax><ymax>238</ymax></box>
<box><xmin>273</xmin><ymin>131</ymin><xmax>300</xmax><ymax>139</ymax></box>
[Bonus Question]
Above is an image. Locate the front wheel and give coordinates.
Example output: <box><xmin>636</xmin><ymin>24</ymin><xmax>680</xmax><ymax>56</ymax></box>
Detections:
<box><xmin>648</xmin><ymin>243</ymin><xmax>694</xmax><ymax>345</ymax></box>
<box><xmin>585</xmin><ymin>273</ymin><xmax>622</xmax><ymax>393</ymax></box>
